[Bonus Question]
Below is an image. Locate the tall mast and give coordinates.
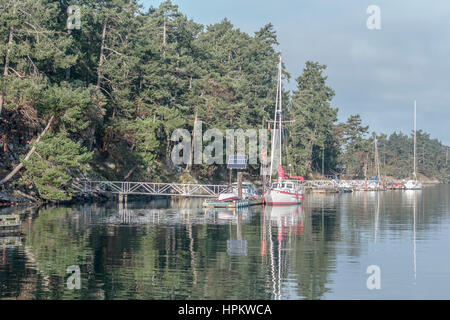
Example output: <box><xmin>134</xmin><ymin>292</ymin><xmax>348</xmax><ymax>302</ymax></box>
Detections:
<box><xmin>269</xmin><ymin>55</ymin><xmax>281</xmax><ymax>181</ymax></box>
<box><xmin>414</xmin><ymin>100</ymin><xmax>417</xmax><ymax>180</ymax></box>
<box><xmin>278</xmin><ymin>56</ymin><xmax>283</xmax><ymax>167</ymax></box>
<box><xmin>374</xmin><ymin>133</ymin><xmax>381</xmax><ymax>183</ymax></box>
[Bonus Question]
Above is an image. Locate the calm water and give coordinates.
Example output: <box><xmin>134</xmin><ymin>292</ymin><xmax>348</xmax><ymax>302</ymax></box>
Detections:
<box><xmin>0</xmin><ymin>185</ymin><xmax>449</xmax><ymax>300</ymax></box>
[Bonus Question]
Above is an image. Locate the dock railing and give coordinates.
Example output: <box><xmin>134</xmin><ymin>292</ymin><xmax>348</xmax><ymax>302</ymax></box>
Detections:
<box><xmin>72</xmin><ymin>180</ymin><xmax>232</xmax><ymax>198</ymax></box>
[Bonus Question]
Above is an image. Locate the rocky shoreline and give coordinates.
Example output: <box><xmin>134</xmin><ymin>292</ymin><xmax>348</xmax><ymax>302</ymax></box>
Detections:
<box><xmin>0</xmin><ymin>188</ymin><xmax>111</xmax><ymax>209</ymax></box>
<box><xmin>0</xmin><ymin>190</ymin><xmax>40</xmax><ymax>207</ymax></box>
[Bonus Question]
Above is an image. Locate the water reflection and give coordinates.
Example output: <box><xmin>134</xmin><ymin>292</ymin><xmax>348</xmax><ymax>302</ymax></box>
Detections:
<box><xmin>0</xmin><ymin>185</ymin><xmax>449</xmax><ymax>300</ymax></box>
<box><xmin>404</xmin><ymin>190</ymin><xmax>420</xmax><ymax>283</ymax></box>
<box><xmin>263</xmin><ymin>205</ymin><xmax>304</xmax><ymax>300</ymax></box>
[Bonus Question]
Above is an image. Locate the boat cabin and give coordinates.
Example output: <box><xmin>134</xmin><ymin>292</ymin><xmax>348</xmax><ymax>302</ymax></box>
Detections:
<box><xmin>271</xmin><ymin>180</ymin><xmax>303</xmax><ymax>193</ymax></box>
<box><xmin>230</xmin><ymin>182</ymin><xmax>258</xmax><ymax>197</ymax></box>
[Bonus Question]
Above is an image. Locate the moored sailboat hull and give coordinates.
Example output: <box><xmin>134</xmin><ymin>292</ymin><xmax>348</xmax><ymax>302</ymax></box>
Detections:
<box><xmin>404</xmin><ymin>180</ymin><xmax>423</xmax><ymax>190</ymax></box>
<box><xmin>264</xmin><ymin>189</ymin><xmax>303</xmax><ymax>206</ymax></box>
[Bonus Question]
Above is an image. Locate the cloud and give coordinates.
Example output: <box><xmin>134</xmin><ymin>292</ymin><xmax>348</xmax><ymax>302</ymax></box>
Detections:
<box><xmin>142</xmin><ymin>0</ymin><xmax>450</xmax><ymax>145</ymax></box>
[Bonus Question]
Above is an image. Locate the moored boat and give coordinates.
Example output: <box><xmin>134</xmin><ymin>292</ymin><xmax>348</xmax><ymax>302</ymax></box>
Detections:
<box><xmin>262</xmin><ymin>56</ymin><xmax>305</xmax><ymax>206</ymax></box>
<box><xmin>218</xmin><ymin>182</ymin><xmax>259</xmax><ymax>202</ymax></box>
<box><xmin>338</xmin><ymin>181</ymin><xmax>353</xmax><ymax>193</ymax></box>
<box><xmin>405</xmin><ymin>101</ymin><xmax>423</xmax><ymax>190</ymax></box>
<box><xmin>264</xmin><ymin>179</ymin><xmax>304</xmax><ymax>205</ymax></box>
<box><xmin>404</xmin><ymin>180</ymin><xmax>423</xmax><ymax>190</ymax></box>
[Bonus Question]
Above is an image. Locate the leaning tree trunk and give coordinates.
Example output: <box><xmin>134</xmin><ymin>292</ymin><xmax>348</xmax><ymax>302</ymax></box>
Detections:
<box><xmin>0</xmin><ymin>116</ymin><xmax>54</xmax><ymax>185</ymax></box>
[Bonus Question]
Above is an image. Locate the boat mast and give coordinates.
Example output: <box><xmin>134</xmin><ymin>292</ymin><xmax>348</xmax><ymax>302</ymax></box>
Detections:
<box><xmin>269</xmin><ymin>61</ymin><xmax>279</xmax><ymax>181</ymax></box>
<box><xmin>269</xmin><ymin>55</ymin><xmax>282</xmax><ymax>181</ymax></box>
<box><xmin>278</xmin><ymin>56</ymin><xmax>283</xmax><ymax>168</ymax></box>
<box><xmin>413</xmin><ymin>100</ymin><xmax>417</xmax><ymax>180</ymax></box>
<box><xmin>374</xmin><ymin>133</ymin><xmax>381</xmax><ymax>184</ymax></box>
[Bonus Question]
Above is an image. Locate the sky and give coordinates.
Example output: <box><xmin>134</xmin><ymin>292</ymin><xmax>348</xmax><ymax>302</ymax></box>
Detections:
<box><xmin>141</xmin><ymin>0</ymin><xmax>450</xmax><ymax>146</ymax></box>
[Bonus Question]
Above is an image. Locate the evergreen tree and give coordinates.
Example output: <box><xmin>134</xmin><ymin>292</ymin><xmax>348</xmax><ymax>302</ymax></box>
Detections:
<box><xmin>0</xmin><ymin>0</ymin><xmax>448</xmax><ymax>200</ymax></box>
<box><xmin>340</xmin><ymin>115</ymin><xmax>371</xmax><ymax>178</ymax></box>
<box><xmin>288</xmin><ymin>62</ymin><xmax>337</xmax><ymax>177</ymax></box>
<box><xmin>23</xmin><ymin>131</ymin><xmax>92</xmax><ymax>200</ymax></box>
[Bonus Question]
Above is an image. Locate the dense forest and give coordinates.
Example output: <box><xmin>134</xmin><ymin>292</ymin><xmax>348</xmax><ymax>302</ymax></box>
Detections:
<box><xmin>0</xmin><ymin>0</ymin><xmax>448</xmax><ymax>201</ymax></box>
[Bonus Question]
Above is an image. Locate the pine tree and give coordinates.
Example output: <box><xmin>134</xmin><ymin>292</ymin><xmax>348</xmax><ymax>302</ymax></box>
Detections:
<box><xmin>288</xmin><ymin>62</ymin><xmax>337</xmax><ymax>176</ymax></box>
<box><xmin>341</xmin><ymin>114</ymin><xmax>370</xmax><ymax>178</ymax></box>
<box><xmin>23</xmin><ymin>131</ymin><xmax>92</xmax><ymax>200</ymax></box>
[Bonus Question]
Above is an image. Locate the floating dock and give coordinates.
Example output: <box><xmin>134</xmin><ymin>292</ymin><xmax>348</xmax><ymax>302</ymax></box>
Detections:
<box><xmin>202</xmin><ymin>199</ymin><xmax>262</xmax><ymax>210</ymax></box>
<box><xmin>0</xmin><ymin>214</ymin><xmax>21</xmax><ymax>229</ymax></box>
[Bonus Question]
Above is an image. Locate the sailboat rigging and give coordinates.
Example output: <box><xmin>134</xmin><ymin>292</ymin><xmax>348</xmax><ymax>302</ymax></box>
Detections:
<box><xmin>405</xmin><ymin>100</ymin><xmax>423</xmax><ymax>190</ymax></box>
<box><xmin>263</xmin><ymin>56</ymin><xmax>305</xmax><ymax>206</ymax></box>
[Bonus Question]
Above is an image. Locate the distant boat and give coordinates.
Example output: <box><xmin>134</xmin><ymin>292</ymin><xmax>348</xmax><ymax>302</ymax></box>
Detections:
<box><xmin>405</xmin><ymin>100</ymin><xmax>423</xmax><ymax>190</ymax></box>
<box><xmin>218</xmin><ymin>182</ymin><xmax>258</xmax><ymax>202</ymax></box>
<box><xmin>404</xmin><ymin>180</ymin><xmax>422</xmax><ymax>190</ymax></box>
<box><xmin>338</xmin><ymin>181</ymin><xmax>353</xmax><ymax>193</ymax></box>
<box><xmin>263</xmin><ymin>56</ymin><xmax>304</xmax><ymax>206</ymax></box>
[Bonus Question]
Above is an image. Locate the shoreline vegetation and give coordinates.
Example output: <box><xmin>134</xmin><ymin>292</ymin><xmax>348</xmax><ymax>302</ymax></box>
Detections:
<box><xmin>0</xmin><ymin>0</ymin><xmax>449</xmax><ymax>204</ymax></box>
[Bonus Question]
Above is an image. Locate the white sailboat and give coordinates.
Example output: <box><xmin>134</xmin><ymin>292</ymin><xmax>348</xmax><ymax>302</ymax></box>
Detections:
<box><xmin>404</xmin><ymin>100</ymin><xmax>423</xmax><ymax>190</ymax></box>
<box><xmin>263</xmin><ymin>56</ymin><xmax>304</xmax><ymax>206</ymax></box>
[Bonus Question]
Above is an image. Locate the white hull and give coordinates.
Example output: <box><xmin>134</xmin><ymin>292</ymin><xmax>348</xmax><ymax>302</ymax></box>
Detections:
<box><xmin>264</xmin><ymin>189</ymin><xmax>303</xmax><ymax>206</ymax></box>
<box><xmin>217</xmin><ymin>183</ymin><xmax>258</xmax><ymax>201</ymax></box>
<box><xmin>218</xmin><ymin>193</ymin><xmax>240</xmax><ymax>202</ymax></box>
<box><xmin>404</xmin><ymin>181</ymin><xmax>423</xmax><ymax>190</ymax></box>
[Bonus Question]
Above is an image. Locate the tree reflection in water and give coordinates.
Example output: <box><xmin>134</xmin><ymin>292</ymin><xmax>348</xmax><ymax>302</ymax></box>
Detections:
<box><xmin>0</xmin><ymin>185</ymin><xmax>449</xmax><ymax>299</ymax></box>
